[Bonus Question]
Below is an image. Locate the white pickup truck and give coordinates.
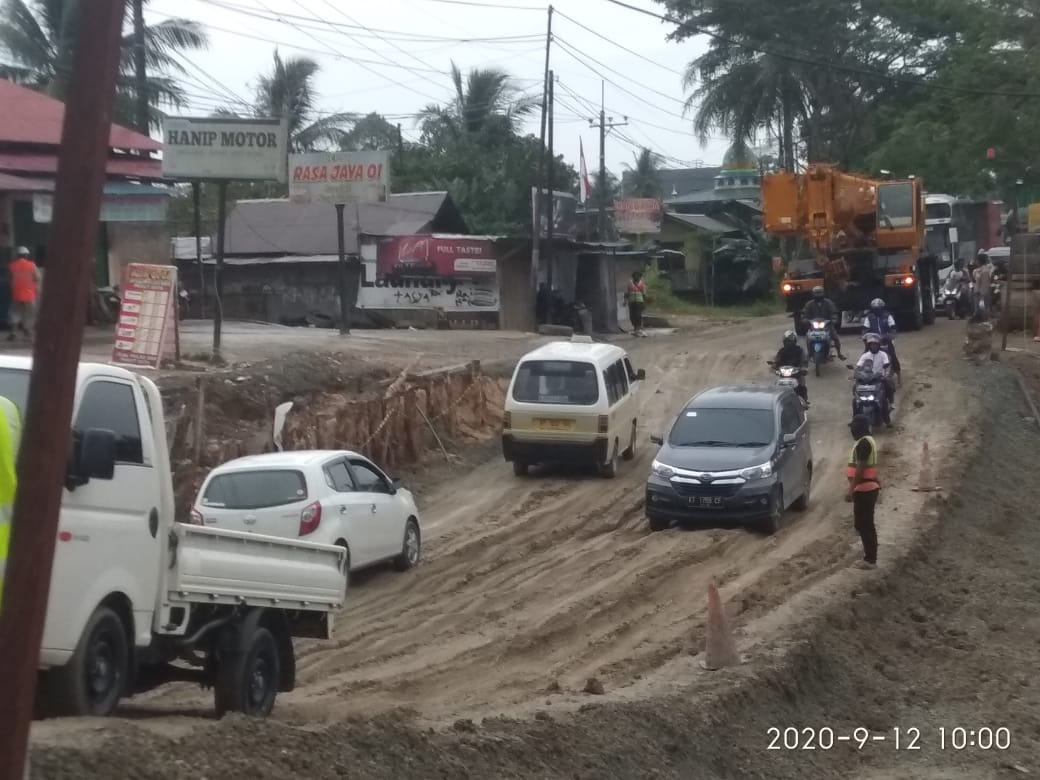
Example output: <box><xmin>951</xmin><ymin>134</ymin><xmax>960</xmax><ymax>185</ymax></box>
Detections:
<box><xmin>0</xmin><ymin>356</ymin><xmax>347</xmax><ymax>718</ymax></box>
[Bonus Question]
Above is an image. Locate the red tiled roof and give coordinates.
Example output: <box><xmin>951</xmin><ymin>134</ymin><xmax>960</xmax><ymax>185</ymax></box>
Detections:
<box><xmin>0</xmin><ymin>153</ymin><xmax>162</xmax><ymax>179</ymax></box>
<box><xmin>0</xmin><ymin>172</ymin><xmax>49</xmax><ymax>192</ymax></box>
<box><xmin>0</xmin><ymin>79</ymin><xmax>160</xmax><ymax>151</ymax></box>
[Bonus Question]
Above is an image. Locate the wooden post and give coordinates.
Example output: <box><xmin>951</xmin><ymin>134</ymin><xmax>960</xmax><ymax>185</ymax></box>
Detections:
<box><xmin>0</xmin><ymin>3</ymin><xmax>126</xmax><ymax>777</ymax></box>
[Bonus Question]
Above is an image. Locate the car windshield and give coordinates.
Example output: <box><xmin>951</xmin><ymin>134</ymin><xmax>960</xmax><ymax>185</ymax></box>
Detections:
<box><xmin>668</xmin><ymin>407</ymin><xmax>774</xmax><ymax>447</ymax></box>
<box><xmin>512</xmin><ymin>360</ymin><xmax>599</xmax><ymax>405</ymax></box>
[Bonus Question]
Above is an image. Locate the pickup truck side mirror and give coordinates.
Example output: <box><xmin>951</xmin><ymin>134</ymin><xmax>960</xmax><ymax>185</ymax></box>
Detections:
<box><xmin>635</xmin><ymin>368</ymin><xmax>646</xmax><ymax>381</ymax></box>
<box><xmin>67</xmin><ymin>428</ymin><xmax>117</xmax><ymax>490</ymax></box>
<box><xmin>649</xmin><ymin>434</ymin><xmax>664</xmax><ymax>446</ymax></box>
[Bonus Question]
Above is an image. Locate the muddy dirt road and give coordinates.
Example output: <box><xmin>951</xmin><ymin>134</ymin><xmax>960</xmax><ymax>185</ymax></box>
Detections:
<box><xmin>80</xmin><ymin>316</ymin><xmax>968</xmax><ymax>731</ymax></box>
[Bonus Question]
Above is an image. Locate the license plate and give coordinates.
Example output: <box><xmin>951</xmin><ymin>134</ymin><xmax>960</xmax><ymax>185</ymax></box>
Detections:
<box><xmin>534</xmin><ymin>418</ymin><xmax>575</xmax><ymax>431</ymax></box>
<box><xmin>689</xmin><ymin>496</ymin><xmax>724</xmax><ymax>507</ymax></box>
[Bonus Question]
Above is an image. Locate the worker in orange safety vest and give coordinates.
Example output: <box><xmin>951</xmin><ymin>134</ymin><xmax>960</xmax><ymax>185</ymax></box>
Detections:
<box><xmin>0</xmin><ymin>394</ymin><xmax>23</xmax><ymax>611</ymax></box>
<box><xmin>8</xmin><ymin>246</ymin><xmax>39</xmax><ymax>342</ymax></box>
<box><xmin>845</xmin><ymin>413</ymin><xmax>880</xmax><ymax>570</ymax></box>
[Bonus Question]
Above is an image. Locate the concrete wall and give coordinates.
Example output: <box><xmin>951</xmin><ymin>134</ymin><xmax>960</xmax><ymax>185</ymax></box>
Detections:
<box><xmin>108</xmin><ymin>222</ymin><xmax>170</xmax><ymax>287</ymax></box>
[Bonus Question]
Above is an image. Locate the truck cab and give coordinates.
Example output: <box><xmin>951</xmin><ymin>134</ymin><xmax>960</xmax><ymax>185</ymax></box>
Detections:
<box><xmin>0</xmin><ymin>356</ymin><xmax>347</xmax><ymax>718</ymax></box>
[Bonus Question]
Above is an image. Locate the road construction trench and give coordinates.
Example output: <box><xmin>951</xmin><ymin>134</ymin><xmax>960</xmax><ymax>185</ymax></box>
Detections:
<box><xmin>33</xmin><ymin>318</ymin><xmax>1015</xmax><ymax>780</ymax></box>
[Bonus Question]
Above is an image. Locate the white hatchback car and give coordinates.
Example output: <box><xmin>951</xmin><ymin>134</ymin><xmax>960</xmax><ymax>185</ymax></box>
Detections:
<box><xmin>191</xmin><ymin>450</ymin><xmax>422</xmax><ymax>580</ymax></box>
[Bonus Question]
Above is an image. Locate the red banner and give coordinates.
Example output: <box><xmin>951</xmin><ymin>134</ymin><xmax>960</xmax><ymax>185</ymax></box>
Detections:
<box><xmin>111</xmin><ymin>263</ymin><xmax>178</xmax><ymax>369</ymax></box>
<box><xmin>376</xmin><ymin>236</ymin><xmax>497</xmax><ymax>277</ymax></box>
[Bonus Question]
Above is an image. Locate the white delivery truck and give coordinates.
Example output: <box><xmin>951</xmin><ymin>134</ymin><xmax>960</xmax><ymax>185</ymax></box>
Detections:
<box><xmin>0</xmin><ymin>356</ymin><xmax>347</xmax><ymax>718</ymax></box>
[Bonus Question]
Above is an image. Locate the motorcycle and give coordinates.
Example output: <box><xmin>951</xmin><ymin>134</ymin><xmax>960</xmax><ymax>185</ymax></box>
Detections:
<box><xmin>849</xmin><ymin>364</ymin><xmax>890</xmax><ymax>429</ymax></box>
<box><xmin>766</xmin><ymin>361</ymin><xmax>808</xmax><ymax>407</ymax></box>
<box><xmin>941</xmin><ymin>278</ymin><xmax>971</xmax><ymax>320</ymax></box>
<box><xmin>806</xmin><ymin>319</ymin><xmax>833</xmax><ymax>376</ymax></box>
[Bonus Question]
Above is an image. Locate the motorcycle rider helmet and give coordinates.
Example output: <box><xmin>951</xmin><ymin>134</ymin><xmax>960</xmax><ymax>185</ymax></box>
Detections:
<box><xmin>869</xmin><ymin>298</ymin><xmax>885</xmax><ymax>311</ymax></box>
<box><xmin>864</xmin><ymin>332</ymin><xmax>882</xmax><ymax>351</ymax></box>
<box><xmin>14</xmin><ymin>246</ymin><xmax>29</xmax><ymax>257</ymax></box>
<box><xmin>812</xmin><ymin>286</ymin><xmax>825</xmax><ymax>299</ymax></box>
<box><xmin>782</xmin><ymin>330</ymin><xmax>797</xmax><ymax>345</ymax></box>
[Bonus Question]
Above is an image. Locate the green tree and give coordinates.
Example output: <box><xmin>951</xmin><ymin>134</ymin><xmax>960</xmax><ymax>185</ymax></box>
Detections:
<box><xmin>254</xmin><ymin>50</ymin><xmax>356</xmax><ymax>152</ymax></box>
<box><xmin>419</xmin><ymin>60</ymin><xmax>537</xmax><ymax>144</ymax></box>
<box><xmin>341</xmin><ymin>112</ymin><xmax>401</xmax><ymax>151</ymax></box>
<box><xmin>623</xmin><ymin>148</ymin><xmax>664</xmax><ymax>197</ymax></box>
<box><xmin>0</xmin><ymin>0</ymin><xmax>207</xmax><ymax>129</ymax></box>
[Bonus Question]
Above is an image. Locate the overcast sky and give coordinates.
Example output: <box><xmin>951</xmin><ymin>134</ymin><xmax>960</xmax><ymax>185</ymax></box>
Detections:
<box><xmin>144</xmin><ymin>0</ymin><xmax>738</xmax><ymax>180</ymax></box>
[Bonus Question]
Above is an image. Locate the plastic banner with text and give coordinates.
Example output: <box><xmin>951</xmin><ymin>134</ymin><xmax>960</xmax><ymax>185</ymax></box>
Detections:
<box><xmin>289</xmin><ymin>150</ymin><xmax>390</xmax><ymax>205</ymax></box>
<box><xmin>375</xmin><ymin>235</ymin><xmax>497</xmax><ymax>277</ymax></box>
<box><xmin>614</xmin><ymin>198</ymin><xmax>663</xmax><ymax>235</ymax></box>
<box><xmin>111</xmin><ymin>263</ymin><xmax>179</xmax><ymax>369</ymax></box>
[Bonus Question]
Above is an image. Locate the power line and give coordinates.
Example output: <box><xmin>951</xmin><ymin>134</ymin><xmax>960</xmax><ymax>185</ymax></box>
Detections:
<box><xmin>554</xmin><ymin>9</ymin><xmax>678</xmax><ymax>76</ymax></box>
<box><xmin>554</xmin><ymin>34</ymin><xmax>687</xmax><ymax>108</ymax></box>
<box><xmin>598</xmin><ymin>0</ymin><xmax>1040</xmax><ymax>99</ymax></box>
<box><xmin>412</xmin><ymin>0</ymin><xmax>542</xmax><ymax>9</ymax></box>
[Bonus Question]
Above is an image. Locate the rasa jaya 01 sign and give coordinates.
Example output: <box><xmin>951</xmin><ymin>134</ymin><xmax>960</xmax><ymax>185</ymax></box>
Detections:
<box><xmin>161</xmin><ymin>117</ymin><xmax>288</xmax><ymax>182</ymax></box>
<box><xmin>289</xmin><ymin>151</ymin><xmax>390</xmax><ymax>205</ymax></box>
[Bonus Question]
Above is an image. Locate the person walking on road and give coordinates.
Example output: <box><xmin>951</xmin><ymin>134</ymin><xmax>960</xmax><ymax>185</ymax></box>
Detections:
<box><xmin>626</xmin><ymin>270</ymin><xmax>648</xmax><ymax>337</ymax></box>
<box><xmin>7</xmin><ymin>246</ymin><xmax>39</xmax><ymax>342</ymax></box>
<box><xmin>972</xmin><ymin>251</ymin><xmax>993</xmax><ymax>322</ymax></box>
<box><xmin>846</xmin><ymin>414</ymin><xmax>880</xmax><ymax>570</ymax></box>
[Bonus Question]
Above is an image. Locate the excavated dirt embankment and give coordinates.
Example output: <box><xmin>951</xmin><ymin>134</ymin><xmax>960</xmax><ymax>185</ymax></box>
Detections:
<box><xmin>157</xmin><ymin>354</ymin><xmax>504</xmax><ymax>517</ymax></box>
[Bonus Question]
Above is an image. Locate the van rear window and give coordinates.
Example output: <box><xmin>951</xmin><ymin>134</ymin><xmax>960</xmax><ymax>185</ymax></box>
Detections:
<box><xmin>201</xmin><ymin>469</ymin><xmax>307</xmax><ymax>510</ymax></box>
<box><xmin>512</xmin><ymin>360</ymin><xmax>599</xmax><ymax>405</ymax></box>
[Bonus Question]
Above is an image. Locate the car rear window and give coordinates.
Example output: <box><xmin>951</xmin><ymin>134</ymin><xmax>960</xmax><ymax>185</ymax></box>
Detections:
<box><xmin>201</xmin><ymin>469</ymin><xmax>307</xmax><ymax>510</ymax></box>
<box><xmin>512</xmin><ymin>360</ymin><xmax>599</xmax><ymax>405</ymax></box>
<box><xmin>668</xmin><ymin>407</ymin><xmax>775</xmax><ymax>447</ymax></box>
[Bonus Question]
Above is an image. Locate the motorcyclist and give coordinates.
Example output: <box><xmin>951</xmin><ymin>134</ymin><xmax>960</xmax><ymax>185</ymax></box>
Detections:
<box><xmin>772</xmin><ymin>330</ymin><xmax>809</xmax><ymax>404</ymax></box>
<box><xmin>801</xmin><ymin>286</ymin><xmax>846</xmax><ymax>361</ymax></box>
<box><xmin>944</xmin><ymin>261</ymin><xmax>971</xmax><ymax>318</ymax></box>
<box><xmin>855</xmin><ymin>332</ymin><xmax>895</xmax><ymax>420</ymax></box>
<box><xmin>861</xmin><ymin>298</ymin><xmax>900</xmax><ymax>376</ymax></box>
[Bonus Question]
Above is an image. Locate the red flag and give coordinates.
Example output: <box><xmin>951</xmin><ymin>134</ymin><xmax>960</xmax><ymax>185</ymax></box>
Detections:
<box><xmin>579</xmin><ymin>138</ymin><xmax>592</xmax><ymax>204</ymax></box>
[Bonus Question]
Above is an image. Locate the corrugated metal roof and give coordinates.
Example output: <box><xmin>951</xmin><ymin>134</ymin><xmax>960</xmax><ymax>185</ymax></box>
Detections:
<box><xmin>665</xmin><ymin>212</ymin><xmax>740</xmax><ymax>234</ymax></box>
<box><xmin>200</xmin><ymin>254</ymin><xmax>338</xmax><ymax>266</ymax></box>
<box><xmin>0</xmin><ymin>79</ymin><xmax>160</xmax><ymax>150</ymax></box>
<box><xmin>224</xmin><ymin>192</ymin><xmax>466</xmax><ymax>255</ymax></box>
<box><xmin>0</xmin><ymin>172</ymin><xmax>49</xmax><ymax>192</ymax></box>
<box><xmin>0</xmin><ymin>152</ymin><xmax>163</xmax><ymax>179</ymax></box>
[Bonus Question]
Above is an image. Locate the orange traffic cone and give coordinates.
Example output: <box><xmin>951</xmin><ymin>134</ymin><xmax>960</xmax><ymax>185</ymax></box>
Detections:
<box><xmin>913</xmin><ymin>440</ymin><xmax>938</xmax><ymax>493</ymax></box>
<box><xmin>700</xmin><ymin>583</ymin><xmax>739</xmax><ymax>670</ymax></box>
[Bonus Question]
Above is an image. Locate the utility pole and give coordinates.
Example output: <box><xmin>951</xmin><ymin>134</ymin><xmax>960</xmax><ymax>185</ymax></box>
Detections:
<box><xmin>132</xmin><ymin>0</ymin><xmax>148</xmax><ymax>135</ymax></box>
<box><xmin>589</xmin><ymin>81</ymin><xmax>627</xmax><ymax>242</ymax></box>
<box><xmin>531</xmin><ymin>4</ymin><xmax>553</xmax><ymax>325</ymax></box>
<box><xmin>0</xmin><ymin>3</ymin><xmax>127</xmax><ymax>778</ymax></box>
<box><xmin>546</xmin><ymin>70</ymin><xmax>555</xmax><ymax>293</ymax></box>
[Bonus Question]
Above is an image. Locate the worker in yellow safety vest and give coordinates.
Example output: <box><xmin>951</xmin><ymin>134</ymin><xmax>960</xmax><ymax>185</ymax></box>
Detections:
<box><xmin>845</xmin><ymin>413</ymin><xmax>879</xmax><ymax>570</ymax></box>
<box><xmin>0</xmin><ymin>394</ymin><xmax>23</xmax><ymax>611</ymax></box>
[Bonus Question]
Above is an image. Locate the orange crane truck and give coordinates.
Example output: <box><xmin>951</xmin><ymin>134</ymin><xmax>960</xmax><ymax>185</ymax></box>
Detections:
<box><xmin>762</xmin><ymin>164</ymin><xmax>938</xmax><ymax>333</ymax></box>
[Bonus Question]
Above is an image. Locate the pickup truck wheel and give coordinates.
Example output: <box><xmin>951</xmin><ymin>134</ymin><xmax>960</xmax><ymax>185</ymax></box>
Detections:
<box><xmin>46</xmin><ymin>606</ymin><xmax>128</xmax><ymax>717</ymax></box>
<box><xmin>394</xmin><ymin>519</ymin><xmax>422</xmax><ymax>571</ymax></box>
<box><xmin>215</xmin><ymin>626</ymin><xmax>280</xmax><ymax>718</ymax></box>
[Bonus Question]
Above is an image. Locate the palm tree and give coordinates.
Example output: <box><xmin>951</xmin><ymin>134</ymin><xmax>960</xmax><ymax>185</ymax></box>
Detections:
<box><xmin>0</xmin><ymin>0</ymin><xmax>207</xmax><ymax>129</ymax></box>
<box><xmin>253</xmin><ymin>50</ymin><xmax>356</xmax><ymax>152</ymax></box>
<box><xmin>623</xmin><ymin>147</ymin><xmax>664</xmax><ymax>198</ymax></box>
<box><xmin>419</xmin><ymin>61</ymin><xmax>537</xmax><ymax>143</ymax></box>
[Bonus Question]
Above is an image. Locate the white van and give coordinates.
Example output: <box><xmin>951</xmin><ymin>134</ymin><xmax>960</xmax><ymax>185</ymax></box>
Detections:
<box><xmin>502</xmin><ymin>336</ymin><xmax>646</xmax><ymax>478</ymax></box>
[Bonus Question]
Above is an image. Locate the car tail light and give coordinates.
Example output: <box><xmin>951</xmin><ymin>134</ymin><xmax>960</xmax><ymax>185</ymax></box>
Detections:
<box><xmin>597</xmin><ymin>415</ymin><xmax>609</xmax><ymax>433</ymax></box>
<box><xmin>503</xmin><ymin>411</ymin><xmax>512</xmax><ymax>430</ymax></box>
<box><xmin>299</xmin><ymin>501</ymin><xmax>322</xmax><ymax>536</ymax></box>
<box><xmin>903</xmin><ymin>276</ymin><xmax>915</xmax><ymax>285</ymax></box>
<box><xmin>188</xmin><ymin>508</ymin><xmax>204</xmax><ymax>526</ymax></box>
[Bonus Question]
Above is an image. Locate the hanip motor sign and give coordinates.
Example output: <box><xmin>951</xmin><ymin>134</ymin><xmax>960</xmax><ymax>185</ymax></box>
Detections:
<box><xmin>161</xmin><ymin>117</ymin><xmax>288</xmax><ymax>182</ymax></box>
<box><xmin>288</xmin><ymin>150</ymin><xmax>390</xmax><ymax>205</ymax></box>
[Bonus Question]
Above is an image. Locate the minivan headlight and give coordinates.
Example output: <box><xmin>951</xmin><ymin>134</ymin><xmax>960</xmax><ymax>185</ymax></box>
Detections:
<box><xmin>740</xmin><ymin>461</ymin><xmax>774</xmax><ymax>480</ymax></box>
<box><xmin>651</xmin><ymin>459</ymin><xmax>675</xmax><ymax>479</ymax></box>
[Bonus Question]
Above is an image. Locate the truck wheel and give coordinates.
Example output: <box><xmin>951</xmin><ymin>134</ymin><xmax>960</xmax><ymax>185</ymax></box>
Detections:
<box><xmin>45</xmin><ymin>606</ymin><xmax>129</xmax><ymax>717</ymax></box>
<box><xmin>215</xmin><ymin>626</ymin><xmax>280</xmax><ymax>718</ymax></box>
<box><xmin>901</xmin><ymin>285</ymin><xmax>924</xmax><ymax>331</ymax></box>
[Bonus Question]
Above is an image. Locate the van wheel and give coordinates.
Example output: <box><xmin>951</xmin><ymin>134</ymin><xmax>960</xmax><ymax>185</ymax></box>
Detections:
<box><xmin>759</xmin><ymin>487</ymin><xmax>784</xmax><ymax>535</ymax></box>
<box><xmin>215</xmin><ymin>626</ymin><xmax>280</xmax><ymax>718</ymax></box>
<box><xmin>600</xmin><ymin>441</ymin><xmax>619</xmax><ymax>479</ymax></box>
<box><xmin>791</xmin><ymin>466</ymin><xmax>812</xmax><ymax>511</ymax></box>
<box><xmin>46</xmin><ymin>606</ymin><xmax>129</xmax><ymax>717</ymax></box>
<box><xmin>621</xmin><ymin>421</ymin><xmax>638</xmax><ymax>461</ymax></box>
<box><xmin>512</xmin><ymin>460</ymin><xmax>529</xmax><ymax>477</ymax></box>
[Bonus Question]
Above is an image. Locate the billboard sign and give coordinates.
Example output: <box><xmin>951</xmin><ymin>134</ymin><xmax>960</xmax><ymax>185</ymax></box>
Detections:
<box><xmin>531</xmin><ymin>187</ymin><xmax>578</xmax><ymax>240</ymax></box>
<box><xmin>614</xmin><ymin>198</ymin><xmax>662</xmax><ymax>234</ymax></box>
<box><xmin>161</xmin><ymin>117</ymin><xmax>288</xmax><ymax>182</ymax></box>
<box><xmin>375</xmin><ymin>236</ymin><xmax>497</xmax><ymax>277</ymax></box>
<box><xmin>111</xmin><ymin>263</ymin><xmax>179</xmax><ymax>369</ymax></box>
<box><xmin>288</xmin><ymin>150</ymin><xmax>390</xmax><ymax>205</ymax></box>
